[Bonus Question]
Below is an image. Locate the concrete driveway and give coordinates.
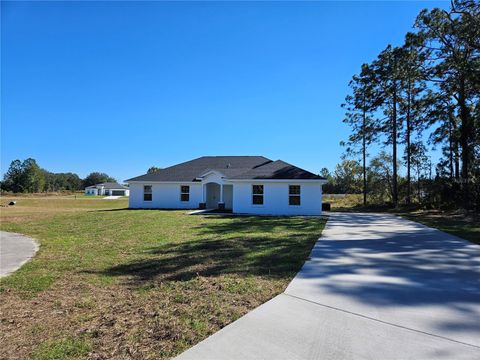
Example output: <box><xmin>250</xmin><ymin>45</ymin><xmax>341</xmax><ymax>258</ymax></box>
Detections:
<box><xmin>176</xmin><ymin>212</ymin><xmax>480</xmax><ymax>359</ymax></box>
<box><xmin>0</xmin><ymin>231</ymin><xmax>39</xmax><ymax>277</ymax></box>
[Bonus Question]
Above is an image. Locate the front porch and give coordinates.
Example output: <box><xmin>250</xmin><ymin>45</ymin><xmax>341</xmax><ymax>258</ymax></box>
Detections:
<box><xmin>199</xmin><ymin>182</ymin><xmax>233</xmax><ymax>211</ymax></box>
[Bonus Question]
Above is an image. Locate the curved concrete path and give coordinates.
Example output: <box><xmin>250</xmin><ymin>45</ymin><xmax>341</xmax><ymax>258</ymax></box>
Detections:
<box><xmin>176</xmin><ymin>212</ymin><xmax>480</xmax><ymax>359</ymax></box>
<box><xmin>0</xmin><ymin>231</ymin><xmax>39</xmax><ymax>277</ymax></box>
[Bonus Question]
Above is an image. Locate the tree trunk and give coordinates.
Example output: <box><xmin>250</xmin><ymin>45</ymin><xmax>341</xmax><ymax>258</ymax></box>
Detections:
<box><xmin>417</xmin><ymin>167</ymin><xmax>421</xmax><ymax>201</ymax></box>
<box><xmin>406</xmin><ymin>83</ymin><xmax>412</xmax><ymax>205</ymax></box>
<box><xmin>454</xmin><ymin>141</ymin><xmax>460</xmax><ymax>180</ymax></box>
<box><xmin>392</xmin><ymin>87</ymin><xmax>398</xmax><ymax>208</ymax></box>
<box><xmin>448</xmin><ymin>124</ymin><xmax>454</xmax><ymax>179</ymax></box>
<box><xmin>458</xmin><ymin>76</ymin><xmax>472</xmax><ymax>207</ymax></box>
<box><xmin>362</xmin><ymin>100</ymin><xmax>367</xmax><ymax>207</ymax></box>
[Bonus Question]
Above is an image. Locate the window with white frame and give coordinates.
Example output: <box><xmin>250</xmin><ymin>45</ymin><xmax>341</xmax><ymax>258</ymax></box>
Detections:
<box><xmin>289</xmin><ymin>185</ymin><xmax>301</xmax><ymax>205</ymax></box>
<box><xmin>143</xmin><ymin>185</ymin><xmax>152</xmax><ymax>201</ymax></box>
<box><xmin>180</xmin><ymin>185</ymin><xmax>190</xmax><ymax>202</ymax></box>
<box><xmin>252</xmin><ymin>185</ymin><xmax>264</xmax><ymax>205</ymax></box>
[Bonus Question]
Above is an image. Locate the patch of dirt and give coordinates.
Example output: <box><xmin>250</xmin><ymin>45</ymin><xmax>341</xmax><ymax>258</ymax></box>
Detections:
<box><xmin>0</xmin><ymin>275</ymin><xmax>280</xmax><ymax>359</ymax></box>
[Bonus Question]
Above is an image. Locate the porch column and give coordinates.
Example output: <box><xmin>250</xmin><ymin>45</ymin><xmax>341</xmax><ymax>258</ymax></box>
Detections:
<box><xmin>199</xmin><ymin>183</ymin><xmax>206</xmax><ymax>209</ymax></box>
<box><xmin>218</xmin><ymin>183</ymin><xmax>225</xmax><ymax>210</ymax></box>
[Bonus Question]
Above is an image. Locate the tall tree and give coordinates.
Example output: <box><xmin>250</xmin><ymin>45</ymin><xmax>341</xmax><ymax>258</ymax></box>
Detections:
<box><xmin>342</xmin><ymin>63</ymin><xmax>379</xmax><ymax>205</ymax></box>
<box><xmin>368</xmin><ymin>152</ymin><xmax>395</xmax><ymax>204</ymax></box>
<box><xmin>332</xmin><ymin>160</ymin><xmax>363</xmax><ymax>194</ymax></box>
<box><xmin>397</xmin><ymin>33</ymin><xmax>428</xmax><ymax>204</ymax></box>
<box><xmin>319</xmin><ymin>167</ymin><xmax>336</xmax><ymax>194</ymax></box>
<box><xmin>372</xmin><ymin>45</ymin><xmax>403</xmax><ymax>207</ymax></box>
<box><xmin>20</xmin><ymin>158</ymin><xmax>45</xmax><ymax>192</ymax></box>
<box><xmin>83</xmin><ymin>172</ymin><xmax>117</xmax><ymax>188</ymax></box>
<box><xmin>1</xmin><ymin>160</ymin><xmax>23</xmax><ymax>192</ymax></box>
<box><xmin>1</xmin><ymin>158</ymin><xmax>45</xmax><ymax>193</ymax></box>
<box><xmin>427</xmin><ymin>90</ymin><xmax>461</xmax><ymax>180</ymax></box>
<box><xmin>44</xmin><ymin>171</ymin><xmax>83</xmax><ymax>191</ymax></box>
<box><xmin>147</xmin><ymin>166</ymin><xmax>162</xmax><ymax>174</ymax></box>
<box><xmin>415</xmin><ymin>1</ymin><xmax>480</xmax><ymax>206</ymax></box>
<box><xmin>409</xmin><ymin>141</ymin><xmax>430</xmax><ymax>201</ymax></box>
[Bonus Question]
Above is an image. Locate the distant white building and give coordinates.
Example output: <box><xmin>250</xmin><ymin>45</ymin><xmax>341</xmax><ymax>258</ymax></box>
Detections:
<box><xmin>84</xmin><ymin>182</ymin><xmax>129</xmax><ymax>196</ymax></box>
<box><xmin>126</xmin><ymin>156</ymin><xmax>327</xmax><ymax>215</ymax></box>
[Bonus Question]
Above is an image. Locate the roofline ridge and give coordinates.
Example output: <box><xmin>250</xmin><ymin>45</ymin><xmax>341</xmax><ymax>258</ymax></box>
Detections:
<box><xmin>252</xmin><ymin>159</ymin><xmax>273</xmax><ymax>169</ymax></box>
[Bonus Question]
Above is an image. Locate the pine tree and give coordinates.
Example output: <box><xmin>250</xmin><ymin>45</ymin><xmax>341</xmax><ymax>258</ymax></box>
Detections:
<box><xmin>397</xmin><ymin>33</ymin><xmax>428</xmax><ymax>205</ymax></box>
<box><xmin>342</xmin><ymin>64</ymin><xmax>379</xmax><ymax>205</ymax></box>
<box><xmin>415</xmin><ymin>1</ymin><xmax>480</xmax><ymax>206</ymax></box>
<box><xmin>371</xmin><ymin>45</ymin><xmax>403</xmax><ymax>207</ymax></box>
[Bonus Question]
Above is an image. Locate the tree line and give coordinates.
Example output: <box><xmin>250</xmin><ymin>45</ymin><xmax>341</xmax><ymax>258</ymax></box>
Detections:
<box><xmin>1</xmin><ymin>158</ymin><xmax>117</xmax><ymax>193</ymax></box>
<box><xmin>341</xmin><ymin>0</ymin><xmax>479</xmax><ymax>209</ymax></box>
<box><xmin>321</xmin><ymin>156</ymin><xmax>435</xmax><ymax>205</ymax></box>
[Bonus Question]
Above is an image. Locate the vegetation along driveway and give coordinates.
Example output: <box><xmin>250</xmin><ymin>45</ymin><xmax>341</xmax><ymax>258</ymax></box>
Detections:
<box><xmin>177</xmin><ymin>212</ymin><xmax>480</xmax><ymax>359</ymax></box>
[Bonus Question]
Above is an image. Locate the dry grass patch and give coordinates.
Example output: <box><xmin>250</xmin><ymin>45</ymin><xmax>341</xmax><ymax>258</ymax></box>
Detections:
<box><xmin>0</xmin><ymin>196</ymin><xmax>128</xmax><ymax>224</ymax></box>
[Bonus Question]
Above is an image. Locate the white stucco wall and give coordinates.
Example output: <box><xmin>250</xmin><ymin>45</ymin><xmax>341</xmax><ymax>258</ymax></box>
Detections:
<box><xmin>128</xmin><ymin>182</ymin><xmax>202</xmax><ymax>209</ymax></box>
<box><xmin>231</xmin><ymin>181</ymin><xmax>323</xmax><ymax>216</ymax></box>
<box><xmin>128</xmin><ymin>180</ymin><xmax>323</xmax><ymax>215</ymax></box>
<box><xmin>85</xmin><ymin>188</ymin><xmax>98</xmax><ymax>195</ymax></box>
<box><xmin>85</xmin><ymin>187</ymin><xmax>129</xmax><ymax>196</ymax></box>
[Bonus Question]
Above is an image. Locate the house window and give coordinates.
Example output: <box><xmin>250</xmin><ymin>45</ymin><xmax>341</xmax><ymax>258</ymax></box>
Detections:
<box><xmin>180</xmin><ymin>185</ymin><xmax>190</xmax><ymax>202</ymax></box>
<box><xmin>289</xmin><ymin>185</ymin><xmax>301</xmax><ymax>205</ymax></box>
<box><xmin>144</xmin><ymin>185</ymin><xmax>152</xmax><ymax>201</ymax></box>
<box><xmin>252</xmin><ymin>185</ymin><xmax>264</xmax><ymax>205</ymax></box>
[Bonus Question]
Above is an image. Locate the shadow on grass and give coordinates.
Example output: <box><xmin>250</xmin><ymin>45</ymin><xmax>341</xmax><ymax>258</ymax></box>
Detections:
<box><xmin>89</xmin><ymin>216</ymin><xmax>326</xmax><ymax>284</ymax></box>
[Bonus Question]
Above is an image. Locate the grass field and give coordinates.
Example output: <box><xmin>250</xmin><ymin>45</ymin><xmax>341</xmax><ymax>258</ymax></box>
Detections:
<box><xmin>0</xmin><ymin>197</ymin><xmax>326</xmax><ymax>359</ymax></box>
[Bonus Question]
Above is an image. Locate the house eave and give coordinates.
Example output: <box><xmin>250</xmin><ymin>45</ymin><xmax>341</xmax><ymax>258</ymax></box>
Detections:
<box><xmin>226</xmin><ymin>178</ymin><xmax>328</xmax><ymax>184</ymax></box>
<box><xmin>126</xmin><ymin>180</ymin><xmax>200</xmax><ymax>184</ymax></box>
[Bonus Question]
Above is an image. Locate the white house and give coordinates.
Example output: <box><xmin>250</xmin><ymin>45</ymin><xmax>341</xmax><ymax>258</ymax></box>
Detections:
<box><xmin>126</xmin><ymin>156</ymin><xmax>327</xmax><ymax>215</ymax></box>
<box><xmin>84</xmin><ymin>182</ymin><xmax>130</xmax><ymax>196</ymax></box>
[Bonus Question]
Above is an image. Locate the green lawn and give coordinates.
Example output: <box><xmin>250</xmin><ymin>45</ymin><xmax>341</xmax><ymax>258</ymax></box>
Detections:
<box><xmin>75</xmin><ymin>195</ymin><xmax>106</xmax><ymax>198</ymax></box>
<box><xmin>0</xmin><ymin>197</ymin><xmax>326</xmax><ymax>359</ymax></box>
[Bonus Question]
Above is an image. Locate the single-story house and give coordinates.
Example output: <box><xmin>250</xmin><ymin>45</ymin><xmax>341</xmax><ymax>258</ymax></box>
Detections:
<box><xmin>126</xmin><ymin>156</ymin><xmax>327</xmax><ymax>215</ymax></box>
<box><xmin>84</xmin><ymin>182</ymin><xmax>130</xmax><ymax>196</ymax></box>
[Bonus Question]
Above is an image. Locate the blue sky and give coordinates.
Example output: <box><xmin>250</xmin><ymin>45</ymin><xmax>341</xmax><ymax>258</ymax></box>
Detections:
<box><xmin>1</xmin><ymin>1</ymin><xmax>448</xmax><ymax>182</ymax></box>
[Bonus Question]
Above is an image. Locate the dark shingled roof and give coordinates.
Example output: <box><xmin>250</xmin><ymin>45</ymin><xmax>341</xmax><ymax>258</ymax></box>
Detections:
<box><xmin>232</xmin><ymin>160</ymin><xmax>323</xmax><ymax>180</ymax></box>
<box><xmin>86</xmin><ymin>182</ymin><xmax>128</xmax><ymax>189</ymax></box>
<box><xmin>126</xmin><ymin>156</ymin><xmax>325</xmax><ymax>182</ymax></box>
